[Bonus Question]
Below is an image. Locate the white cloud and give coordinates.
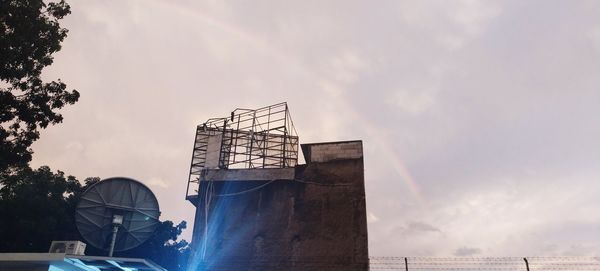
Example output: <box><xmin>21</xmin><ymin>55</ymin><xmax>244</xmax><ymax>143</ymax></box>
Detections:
<box><xmin>148</xmin><ymin>177</ymin><xmax>170</xmax><ymax>189</ymax></box>
<box><xmin>367</xmin><ymin>212</ymin><xmax>380</xmax><ymax>224</ymax></box>
<box><xmin>588</xmin><ymin>27</ymin><xmax>600</xmax><ymax>52</ymax></box>
<box><xmin>387</xmin><ymin>90</ymin><xmax>436</xmax><ymax>115</ymax></box>
<box><xmin>327</xmin><ymin>49</ymin><xmax>370</xmax><ymax>84</ymax></box>
<box><xmin>454</xmin><ymin>246</ymin><xmax>482</xmax><ymax>256</ymax></box>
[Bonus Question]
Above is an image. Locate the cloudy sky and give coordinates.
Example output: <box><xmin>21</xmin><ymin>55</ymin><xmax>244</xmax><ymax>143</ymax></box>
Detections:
<box><xmin>32</xmin><ymin>0</ymin><xmax>600</xmax><ymax>257</ymax></box>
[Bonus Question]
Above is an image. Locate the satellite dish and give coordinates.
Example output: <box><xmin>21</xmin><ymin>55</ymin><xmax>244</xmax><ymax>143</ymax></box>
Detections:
<box><xmin>75</xmin><ymin>177</ymin><xmax>161</xmax><ymax>256</ymax></box>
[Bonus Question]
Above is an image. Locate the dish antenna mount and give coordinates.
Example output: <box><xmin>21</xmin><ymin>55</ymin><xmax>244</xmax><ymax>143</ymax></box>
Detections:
<box><xmin>75</xmin><ymin>177</ymin><xmax>161</xmax><ymax>256</ymax></box>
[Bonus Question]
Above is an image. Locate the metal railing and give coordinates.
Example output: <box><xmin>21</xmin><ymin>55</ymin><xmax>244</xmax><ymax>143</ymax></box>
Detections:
<box><xmin>186</xmin><ymin>102</ymin><xmax>299</xmax><ymax>199</ymax></box>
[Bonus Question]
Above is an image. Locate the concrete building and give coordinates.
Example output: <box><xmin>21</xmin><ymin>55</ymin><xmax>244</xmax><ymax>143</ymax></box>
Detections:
<box><xmin>185</xmin><ymin>103</ymin><xmax>369</xmax><ymax>270</ymax></box>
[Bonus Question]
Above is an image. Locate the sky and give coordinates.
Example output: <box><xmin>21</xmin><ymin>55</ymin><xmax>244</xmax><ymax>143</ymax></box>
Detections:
<box><xmin>32</xmin><ymin>0</ymin><xmax>600</xmax><ymax>257</ymax></box>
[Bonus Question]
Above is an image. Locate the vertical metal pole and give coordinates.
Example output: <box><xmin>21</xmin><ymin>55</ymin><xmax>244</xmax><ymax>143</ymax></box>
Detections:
<box><xmin>218</xmin><ymin>120</ymin><xmax>227</xmax><ymax>169</ymax></box>
<box><xmin>523</xmin><ymin>257</ymin><xmax>530</xmax><ymax>271</ymax></box>
<box><xmin>232</xmin><ymin>114</ymin><xmax>241</xmax><ymax>164</ymax></box>
<box><xmin>249</xmin><ymin>111</ymin><xmax>256</xmax><ymax>168</ymax></box>
<box><xmin>229</xmin><ymin>128</ymin><xmax>234</xmax><ymax>165</ymax></box>
<box><xmin>282</xmin><ymin>104</ymin><xmax>287</xmax><ymax>167</ymax></box>
<box><xmin>108</xmin><ymin>225</ymin><xmax>118</xmax><ymax>257</ymax></box>
<box><xmin>405</xmin><ymin>257</ymin><xmax>408</xmax><ymax>271</ymax></box>
<box><xmin>263</xmin><ymin>106</ymin><xmax>271</xmax><ymax>168</ymax></box>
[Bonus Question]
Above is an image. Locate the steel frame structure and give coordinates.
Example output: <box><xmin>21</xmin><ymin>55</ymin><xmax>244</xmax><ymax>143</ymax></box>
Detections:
<box><xmin>186</xmin><ymin>102</ymin><xmax>299</xmax><ymax>198</ymax></box>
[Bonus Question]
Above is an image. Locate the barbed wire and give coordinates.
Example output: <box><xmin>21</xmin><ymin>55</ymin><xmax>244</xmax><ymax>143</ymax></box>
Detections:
<box><xmin>367</xmin><ymin>256</ymin><xmax>600</xmax><ymax>270</ymax></box>
<box><xmin>370</xmin><ymin>257</ymin><xmax>600</xmax><ymax>261</ymax></box>
<box><xmin>370</xmin><ymin>268</ymin><xmax>600</xmax><ymax>270</ymax></box>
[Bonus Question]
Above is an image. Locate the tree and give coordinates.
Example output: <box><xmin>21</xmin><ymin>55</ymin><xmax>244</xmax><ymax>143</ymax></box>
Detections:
<box><xmin>0</xmin><ymin>2</ymin><xmax>190</xmax><ymax>269</ymax></box>
<box><xmin>0</xmin><ymin>166</ymin><xmax>83</xmax><ymax>252</ymax></box>
<box><xmin>0</xmin><ymin>0</ymin><xmax>80</xmax><ymax>173</ymax></box>
<box><xmin>0</xmin><ymin>166</ymin><xmax>190</xmax><ymax>270</ymax></box>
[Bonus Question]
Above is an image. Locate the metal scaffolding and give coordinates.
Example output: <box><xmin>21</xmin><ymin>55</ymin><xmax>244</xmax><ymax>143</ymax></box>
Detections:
<box><xmin>186</xmin><ymin>102</ymin><xmax>299</xmax><ymax>198</ymax></box>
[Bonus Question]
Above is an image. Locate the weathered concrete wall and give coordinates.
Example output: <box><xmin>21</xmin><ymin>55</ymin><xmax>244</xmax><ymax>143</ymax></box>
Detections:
<box><xmin>188</xmin><ymin>141</ymin><xmax>368</xmax><ymax>271</ymax></box>
<box><xmin>301</xmin><ymin>140</ymin><xmax>363</xmax><ymax>163</ymax></box>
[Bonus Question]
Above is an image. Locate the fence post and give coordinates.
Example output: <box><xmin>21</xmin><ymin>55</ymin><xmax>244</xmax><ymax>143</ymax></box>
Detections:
<box><xmin>523</xmin><ymin>257</ymin><xmax>530</xmax><ymax>271</ymax></box>
<box><xmin>405</xmin><ymin>257</ymin><xmax>408</xmax><ymax>271</ymax></box>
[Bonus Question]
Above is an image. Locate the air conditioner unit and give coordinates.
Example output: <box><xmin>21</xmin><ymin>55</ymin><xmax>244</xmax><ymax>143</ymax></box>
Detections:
<box><xmin>49</xmin><ymin>241</ymin><xmax>86</xmax><ymax>255</ymax></box>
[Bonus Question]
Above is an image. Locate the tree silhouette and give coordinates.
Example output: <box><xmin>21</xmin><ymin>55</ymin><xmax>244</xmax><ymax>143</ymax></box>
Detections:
<box><xmin>0</xmin><ymin>2</ymin><xmax>190</xmax><ymax>269</ymax></box>
<box><xmin>0</xmin><ymin>166</ymin><xmax>82</xmax><ymax>252</ymax></box>
<box><xmin>0</xmin><ymin>0</ymin><xmax>79</xmax><ymax>173</ymax></box>
<box><xmin>0</xmin><ymin>166</ymin><xmax>190</xmax><ymax>270</ymax></box>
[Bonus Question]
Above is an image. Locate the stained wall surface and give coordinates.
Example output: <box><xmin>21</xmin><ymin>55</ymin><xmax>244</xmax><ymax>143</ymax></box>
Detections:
<box><xmin>188</xmin><ymin>141</ymin><xmax>368</xmax><ymax>271</ymax></box>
